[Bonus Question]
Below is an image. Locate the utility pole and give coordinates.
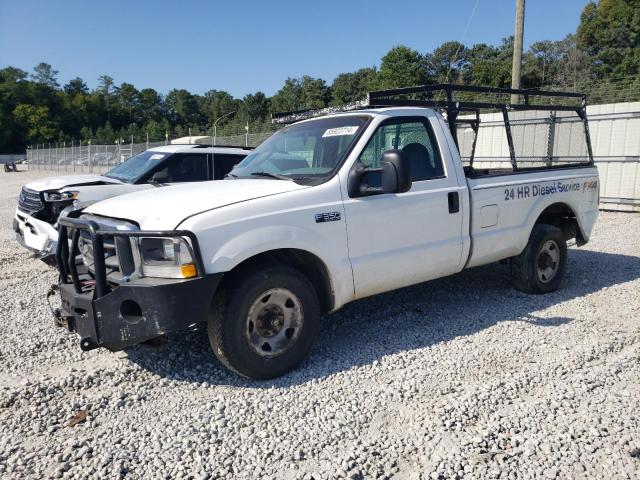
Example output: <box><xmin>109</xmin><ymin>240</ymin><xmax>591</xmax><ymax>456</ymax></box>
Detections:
<box><xmin>511</xmin><ymin>0</ymin><xmax>525</xmax><ymax>104</ymax></box>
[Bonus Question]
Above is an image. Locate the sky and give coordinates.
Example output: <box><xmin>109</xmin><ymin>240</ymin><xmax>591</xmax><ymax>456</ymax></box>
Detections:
<box><xmin>0</xmin><ymin>0</ymin><xmax>591</xmax><ymax>98</ymax></box>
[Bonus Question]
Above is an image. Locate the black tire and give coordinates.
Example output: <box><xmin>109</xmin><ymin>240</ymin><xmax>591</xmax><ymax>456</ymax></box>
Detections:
<box><xmin>510</xmin><ymin>224</ymin><xmax>567</xmax><ymax>294</ymax></box>
<box><xmin>207</xmin><ymin>265</ymin><xmax>320</xmax><ymax>379</ymax></box>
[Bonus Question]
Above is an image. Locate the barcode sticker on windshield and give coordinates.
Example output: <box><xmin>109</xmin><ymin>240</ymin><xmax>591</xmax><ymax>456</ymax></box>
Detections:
<box><xmin>322</xmin><ymin>126</ymin><xmax>359</xmax><ymax>137</ymax></box>
<box><xmin>150</xmin><ymin>154</ymin><xmax>166</xmax><ymax>160</ymax></box>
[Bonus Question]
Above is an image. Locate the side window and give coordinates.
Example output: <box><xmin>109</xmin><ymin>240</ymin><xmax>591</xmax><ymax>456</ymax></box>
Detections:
<box><xmin>213</xmin><ymin>154</ymin><xmax>245</xmax><ymax>180</ymax></box>
<box><xmin>154</xmin><ymin>154</ymin><xmax>209</xmax><ymax>182</ymax></box>
<box><xmin>358</xmin><ymin>119</ymin><xmax>444</xmax><ymax>181</ymax></box>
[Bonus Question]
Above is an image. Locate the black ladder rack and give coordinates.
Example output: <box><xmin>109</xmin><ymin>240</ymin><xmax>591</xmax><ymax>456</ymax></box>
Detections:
<box><xmin>271</xmin><ymin>84</ymin><xmax>594</xmax><ymax>169</ymax></box>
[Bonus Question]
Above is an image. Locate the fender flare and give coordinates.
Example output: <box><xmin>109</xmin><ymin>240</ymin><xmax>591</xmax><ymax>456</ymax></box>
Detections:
<box><xmin>518</xmin><ymin>197</ymin><xmax>588</xmax><ymax>252</ymax></box>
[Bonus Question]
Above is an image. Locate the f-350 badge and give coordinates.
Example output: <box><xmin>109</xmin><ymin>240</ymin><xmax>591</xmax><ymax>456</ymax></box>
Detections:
<box><xmin>315</xmin><ymin>212</ymin><xmax>341</xmax><ymax>223</ymax></box>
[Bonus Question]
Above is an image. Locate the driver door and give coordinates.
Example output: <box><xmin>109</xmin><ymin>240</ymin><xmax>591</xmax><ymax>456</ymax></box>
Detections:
<box><xmin>342</xmin><ymin>116</ymin><xmax>464</xmax><ymax>299</ymax></box>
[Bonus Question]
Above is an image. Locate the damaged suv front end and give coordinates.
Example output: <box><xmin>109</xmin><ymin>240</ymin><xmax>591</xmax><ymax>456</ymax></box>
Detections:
<box><xmin>55</xmin><ymin>214</ymin><xmax>221</xmax><ymax>351</ymax></box>
<box><xmin>14</xmin><ymin>187</ymin><xmax>77</xmax><ymax>258</ymax></box>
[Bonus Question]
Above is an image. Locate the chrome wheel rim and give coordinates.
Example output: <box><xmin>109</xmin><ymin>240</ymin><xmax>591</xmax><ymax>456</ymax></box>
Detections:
<box><xmin>245</xmin><ymin>288</ymin><xmax>303</xmax><ymax>358</ymax></box>
<box><xmin>536</xmin><ymin>240</ymin><xmax>560</xmax><ymax>283</ymax></box>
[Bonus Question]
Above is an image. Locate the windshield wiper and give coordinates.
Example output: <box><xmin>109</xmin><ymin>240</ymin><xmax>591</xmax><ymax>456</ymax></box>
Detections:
<box><xmin>250</xmin><ymin>171</ymin><xmax>293</xmax><ymax>181</ymax></box>
<box><xmin>225</xmin><ymin>172</ymin><xmax>238</xmax><ymax>179</ymax></box>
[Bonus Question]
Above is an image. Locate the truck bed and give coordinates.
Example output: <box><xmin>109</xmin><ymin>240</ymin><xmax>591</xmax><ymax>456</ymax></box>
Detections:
<box><xmin>464</xmin><ymin>166</ymin><xmax>599</xmax><ymax>269</ymax></box>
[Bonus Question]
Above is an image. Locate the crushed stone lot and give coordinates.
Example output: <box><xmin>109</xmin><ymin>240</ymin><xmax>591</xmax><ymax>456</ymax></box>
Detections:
<box><xmin>1</xmin><ymin>168</ymin><xmax>639</xmax><ymax>480</ymax></box>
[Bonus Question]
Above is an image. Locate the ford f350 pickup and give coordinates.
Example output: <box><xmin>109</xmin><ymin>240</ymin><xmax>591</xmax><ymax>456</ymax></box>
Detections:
<box><xmin>54</xmin><ymin>85</ymin><xmax>599</xmax><ymax>379</ymax></box>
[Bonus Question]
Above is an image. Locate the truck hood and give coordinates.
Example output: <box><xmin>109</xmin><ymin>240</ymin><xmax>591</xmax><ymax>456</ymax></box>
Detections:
<box><xmin>26</xmin><ymin>174</ymin><xmax>122</xmax><ymax>191</ymax></box>
<box><xmin>84</xmin><ymin>179</ymin><xmax>308</xmax><ymax>229</ymax></box>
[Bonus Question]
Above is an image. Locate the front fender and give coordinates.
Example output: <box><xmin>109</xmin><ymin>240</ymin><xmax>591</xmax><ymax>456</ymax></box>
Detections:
<box><xmin>180</xmin><ymin>178</ymin><xmax>354</xmax><ymax>309</ymax></box>
<box><xmin>210</xmin><ymin>225</ymin><xmax>329</xmax><ymax>272</ymax></box>
<box><xmin>204</xmin><ymin>224</ymin><xmax>354</xmax><ymax>310</ymax></box>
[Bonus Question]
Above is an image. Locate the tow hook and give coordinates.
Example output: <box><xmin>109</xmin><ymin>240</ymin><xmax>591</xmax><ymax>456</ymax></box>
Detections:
<box><xmin>46</xmin><ymin>284</ymin><xmax>66</xmax><ymax>328</ymax></box>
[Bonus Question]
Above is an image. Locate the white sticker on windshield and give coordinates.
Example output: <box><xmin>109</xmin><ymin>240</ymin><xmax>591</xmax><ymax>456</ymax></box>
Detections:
<box><xmin>150</xmin><ymin>154</ymin><xmax>166</xmax><ymax>160</ymax></box>
<box><xmin>322</xmin><ymin>126</ymin><xmax>359</xmax><ymax>137</ymax></box>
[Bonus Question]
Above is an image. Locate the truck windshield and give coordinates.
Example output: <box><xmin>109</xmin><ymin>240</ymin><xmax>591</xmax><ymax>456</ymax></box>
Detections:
<box><xmin>230</xmin><ymin>115</ymin><xmax>369</xmax><ymax>184</ymax></box>
<box><xmin>104</xmin><ymin>151</ymin><xmax>170</xmax><ymax>183</ymax></box>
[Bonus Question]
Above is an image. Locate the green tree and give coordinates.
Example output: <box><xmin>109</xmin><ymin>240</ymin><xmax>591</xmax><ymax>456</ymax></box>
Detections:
<box><xmin>144</xmin><ymin>118</ymin><xmax>171</xmax><ymax>141</ymax></box>
<box><xmin>577</xmin><ymin>0</ymin><xmax>640</xmax><ymax>77</ymax></box>
<box><xmin>64</xmin><ymin>77</ymin><xmax>89</xmax><ymax>96</ymax></box>
<box><xmin>300</xmin><ymin>76</ymin><xmax>330</xmax><ymax>109</ymax></box>
<box><xmin>376</xmin><ymin>45</ymin><xmax>428</xmax><ymax>89</ymax></box>
<box><xmin>331</xmin><ymin>67</ymin><xmax>377</xmax><ymax>105</ymax></box>
<box><xmin>165</xmin><ymin>89</ymin><xmax>202</xmax><ymax>127</ymax></box>
<box><xmin>31</xmin><ymin>62</ymin><xmax>59</xmax><ymax>88</ymax></box>
<box><xmin>270</xmin><ymin>76</ymin><xmax>330</xmax><ymax>113</ymax></box>
<box><xmin>552</xmin><ymin>34</ymin><xmax>593</xmax><ymax>89</ymax></box>
<box><xmin>80</xmin><ymin>126</ymin><xmax>93</xmax><ymax>141</ymax></box>
<box><xmin>0</xmin><ymin>67</ymin><xmax>28</xmax><ymax>83</ymax></box>
<box><xmin>97</xmin><ymin>74</ymin><xmax>115</xmax><ymax>123</ymax></box>
<box><xmin>428</xmin><ymin>41</ymin><xmax>468</xmax><ymax>82</ymax></box>
<box><xmin>138</xmin><ymin>88</ymin><xmax>164</xmax><ymax>123</ymax></box>
<box><xmin>270</xmin><ymin>78</ymin><xmax>303</xmax><ymax>113</ymax></box>
<box><xmin>0</xmin><ymin>68</ymin><xmax>31</xmax><ymax>151</ymax></box>
<box><xmin>97</xmin><ymin>75</ymin><xmax>114</xmax><ymax>96</ymax></box>
<box><xmin>94</xmin><ymin>122</ymin><xmax>116</xmax><ymax>144</ymax></box>
<box><xmin>464</xmin><ymin>38</ymin><xmax>514</xmax><ymax>87</ymax></box>
<box><xmin>12</xmin><ymin>104</ymin><xmax>56</xmax><ymax>143</ymax></box>
<box><xmin>115</xmin><ymin>82</ymin><xmax>139</xmax><ymax>124</ymax></box>
<box><xmin>522</xmin><ymin>40</ymin><xmax>563</xmax><ymax>87</ymax></box>
<box><xmin>201</xmin><ymin>90</ymin><xmax>238</xmax><ymax>126</ymax></box>
<box><xmin>240</xmin><ymin>91</ymin><xmax>270</xmax><ymax>122</ymax></box>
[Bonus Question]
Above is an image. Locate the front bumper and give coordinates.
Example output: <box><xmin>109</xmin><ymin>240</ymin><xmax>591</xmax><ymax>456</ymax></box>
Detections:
<box><xmin>14</xmin><ymin>208</ymin><xmax>58</xmax><ymax>257</ymax></box>
<box><xmin>56</xmin><ymin>216</ymin><xmax>219</xmax><ymax>351</ymax></box>
<box><xmin>58</xmin><ymin>274</ymin><xmax>221</xmax><ymax>351</ymax></box>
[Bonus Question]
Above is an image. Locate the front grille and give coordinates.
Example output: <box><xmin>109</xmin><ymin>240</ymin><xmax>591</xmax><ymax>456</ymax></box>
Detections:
<box><xmin>18</xmin><ymin>187</ymin><xmax>44</xmax><ymax>214</ymax></box>
<box><xmin>77</xmin><ymin>216</ymin><xmax>137</xmax><ymax>285</ymax></box>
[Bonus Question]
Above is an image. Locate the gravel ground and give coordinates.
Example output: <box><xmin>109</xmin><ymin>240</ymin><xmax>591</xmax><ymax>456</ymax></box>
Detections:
<box><xmin>1</xmin><ymin>168</ymin><xmax>639</xmax><ymax>480</ymax></box>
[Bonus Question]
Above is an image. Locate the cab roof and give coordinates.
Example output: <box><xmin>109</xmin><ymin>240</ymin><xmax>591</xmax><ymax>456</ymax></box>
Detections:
<box><xmin>147</xmin><ymin>144</ymin><xmax>252</xmax><ymax>155</ymax></box>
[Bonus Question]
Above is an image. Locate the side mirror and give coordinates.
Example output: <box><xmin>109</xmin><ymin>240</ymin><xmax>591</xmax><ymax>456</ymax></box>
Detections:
<box><xmin>380</xmin><ymin>150</ymin><xmax>412</xmax><ymax>194</ymax></box>
<box><xmin>347</xmin><ymin>149</ymin><xmax>412</xmax><ymax>197</ymax></box>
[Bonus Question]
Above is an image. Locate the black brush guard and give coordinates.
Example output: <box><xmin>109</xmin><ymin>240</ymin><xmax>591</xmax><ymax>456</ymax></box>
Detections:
<box><xmin>55</xmin><ymin>216</ymin><xmax>221</xmax><ymax>351</ymax></box>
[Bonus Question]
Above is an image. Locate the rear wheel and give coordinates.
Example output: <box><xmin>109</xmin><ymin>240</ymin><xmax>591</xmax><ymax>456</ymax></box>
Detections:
<box><xmin>510</xmin><ymin>224</ymin><xmax>567</xmax><ymax>294</ymax></box>
<box><xmin>208</xmin><ymin>265</ymin><xmax>320</xmax><ymax>379</ymax></box>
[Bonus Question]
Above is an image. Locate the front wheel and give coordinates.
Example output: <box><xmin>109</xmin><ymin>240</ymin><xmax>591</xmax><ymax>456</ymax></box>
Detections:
<box><xmin>208</xmin><ymin>265</ymin><xmax>320</xmax><ymax>379</ymax></box>
<box><xmin>510</xmin><ymin>224</ymin><xmax>567</xmax><ymax>294</ymax></box>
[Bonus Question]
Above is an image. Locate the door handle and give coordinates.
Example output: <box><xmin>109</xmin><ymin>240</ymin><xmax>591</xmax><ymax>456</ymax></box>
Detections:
<box><xmin>448</xmin><ymin>192</ymin><xmax>460</xmax><ymax>214</ymax></box>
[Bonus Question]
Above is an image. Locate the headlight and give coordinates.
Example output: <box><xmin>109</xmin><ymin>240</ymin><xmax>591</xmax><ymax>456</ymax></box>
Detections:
<box><xmin>44</xmin><ymin>191</ymin><xmax>79</xmax><ymax>202</ymax></box>
<box><xmin>137</xmin><ymin>237</ymin><xmax>197</xmax><ymax>279</ymax></box>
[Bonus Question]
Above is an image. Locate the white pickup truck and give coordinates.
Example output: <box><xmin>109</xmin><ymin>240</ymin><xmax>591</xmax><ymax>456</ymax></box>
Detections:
<box><xmin>55</xmin><ymin>85</ymin><xmax>599</xmax><ymax>379</ymax></box>
<box><xmin>14</xmin><ymin>145</ymin><xmax>249</xmax><ymax>261</ymax></box>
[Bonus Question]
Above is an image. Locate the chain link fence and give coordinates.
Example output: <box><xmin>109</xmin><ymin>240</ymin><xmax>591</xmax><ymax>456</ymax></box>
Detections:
<box><xmin>26</xmin><ymin>131</ymin><xmax>276</xmax><ymax>173</ymax></box>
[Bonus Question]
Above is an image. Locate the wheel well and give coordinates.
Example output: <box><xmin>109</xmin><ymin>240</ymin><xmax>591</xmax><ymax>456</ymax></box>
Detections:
<box><xmin>535</xmin><ymin>202</ymin><xmax>586</xmax><ymax>246</ymax></box>
<box><xmin>218</xmin><ymin>249</ymin><xmax>334</xmax><ymax>313</ymax></box>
